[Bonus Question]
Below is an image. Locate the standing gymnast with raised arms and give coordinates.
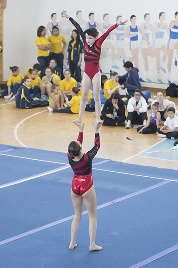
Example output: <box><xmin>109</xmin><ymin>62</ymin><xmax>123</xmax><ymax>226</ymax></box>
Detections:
<box><xmin>63</xmin><ymin>11</ymin><xmax>127</xmax><ymax>124</ymax></box>
<box><xmin>67</xmin><ymin>122</ymin><xmax>102</xmax><ymax>251</ymax></box>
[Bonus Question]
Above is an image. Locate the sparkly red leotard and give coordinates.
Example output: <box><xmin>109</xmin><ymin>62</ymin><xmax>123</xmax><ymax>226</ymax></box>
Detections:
<box><xmin>68</xmin><ymin>132</ymin><xmax>100</xmax><ymax>195</ymax></box>
<box><xmin>69</xmin><ymin>17</ymin><xmax>118</xmax><ymax>79</ymax></box>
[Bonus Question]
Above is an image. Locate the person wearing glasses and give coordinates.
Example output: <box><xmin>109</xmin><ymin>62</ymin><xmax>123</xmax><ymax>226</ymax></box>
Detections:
<box><xmin>126</xmin><ymin>89</ymin><xmax>147</xmax><ymax>129</ymax></box>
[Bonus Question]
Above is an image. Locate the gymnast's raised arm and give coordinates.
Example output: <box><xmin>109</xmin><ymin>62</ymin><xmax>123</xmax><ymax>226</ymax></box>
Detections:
<box><xmin>87</xmin><ymin>122</ymin><xmax>102</xmax><ymax>160</ymax></box>
<box><xmin>63</xmin><ymin>10</ymin><xmax>86</xmax><ymax>43</ymax></box>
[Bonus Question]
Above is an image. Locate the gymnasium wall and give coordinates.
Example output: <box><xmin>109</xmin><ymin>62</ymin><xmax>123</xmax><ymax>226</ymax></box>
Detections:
<box><xmin>3</xmin><ymin>0</ymin><xmax>40</xmax><ymax>80</ymax></box>
<box><xmin>3</xmin><ymin>0</ymin><xmax>178</xmax><ymax>88</ymax></box>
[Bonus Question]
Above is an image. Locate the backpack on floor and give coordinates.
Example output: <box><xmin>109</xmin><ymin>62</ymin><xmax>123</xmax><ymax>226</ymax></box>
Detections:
<box><xmin>85</xmin><ymin>104</ymin><xmax>95</xmax><ymax>112</ymax></box>
<box><xmin>166</xmin><ymin>83</ymin><xmax>178</xmax><ymax>97</ymax></box>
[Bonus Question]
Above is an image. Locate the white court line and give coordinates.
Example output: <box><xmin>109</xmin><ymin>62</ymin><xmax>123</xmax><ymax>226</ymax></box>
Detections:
<box><xmin>0</xmin><ymin>149</ymin><xmax>15</xmax><ymax>153</ymax></box>
<box><xmin>93</xmin><ymin>168</ymin><xmax>178</xmax><ymax>183</ymax></box>
<box><xmin>0</xmin><ymin>164</ymin><xmax>70</xmax><ymax>189</ymax></box>
<box><xmin>129</xmin><ymin>243</ymin><xmax>178</xmax><ymax>268</ymax></box>
<box><xmin>0</xmin><ymin>153</ymin><xmax>66</xmax><ymax>165</ymax></box>
<box><xmin>0</xmin><ymin>179</ymin><xmax>171</xmax><ymax>246</ymax></box>
<box><xmin>0</xmin><ymin>159</ymin><xmax>110</xmax><ymax>189</ymax></box>
<box><xmin>123</xmin><ymin>139</ymin><xmax>166</xmax><ymax>163</ymax></box>
<box><xmin>0</xmin><ymin>153</ymin><xmax>110</xmax><ymax>165</ymax></box>
<box><xmin>146</xmin><ymin>150</ymin><xmax>160</xmax><ymax>153</ymax></box>
<box><xmin>14</xmin><ymin>110</ymin><xmax>47</xmax><ymax>147</ymax></box>
<box><xmin>138</xmin><ymin>154</ymin><xmax>178</xmax><ymax>163</ymax></box>
<box><xmin>0</xmin><ymin>102</ymin><xmax>15</xmax><ymax>107</ymax></box>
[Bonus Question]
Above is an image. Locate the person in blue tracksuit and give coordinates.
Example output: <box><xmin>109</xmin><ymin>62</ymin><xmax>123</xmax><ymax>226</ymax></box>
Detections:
<box><xmin>67</xmin><ymin>29</ymin><xmax>83</xmax><ymax>82</ymax></box>
<box><xmin>16</xmin><ymin>76</ymin><xmax>40</xmax><ymax>109</ymax></box>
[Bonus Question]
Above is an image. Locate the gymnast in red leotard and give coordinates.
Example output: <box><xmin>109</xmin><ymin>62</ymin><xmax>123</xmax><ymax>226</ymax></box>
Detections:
<box><xmin>67</xmin><ymin>122</ymin><xmax>103</xmax><ymax>251</ymax></box>
<box><xmin>63</xmin><ymin>11</ymin><xmax>127</xmax><ymax>124</ymax></box>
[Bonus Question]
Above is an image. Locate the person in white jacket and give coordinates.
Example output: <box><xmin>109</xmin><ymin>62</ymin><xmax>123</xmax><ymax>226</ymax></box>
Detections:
<box><xmin>126</xmin><ymin>89</ymin><xmax>147</xmax><ymax>129</ymax></box>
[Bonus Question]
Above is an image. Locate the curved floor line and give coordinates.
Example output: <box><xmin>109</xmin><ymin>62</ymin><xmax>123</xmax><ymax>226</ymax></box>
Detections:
<box><xmin>14</xmin><ymin>110</ymin><xmax>47</xmax><ymax>147</ymax></box>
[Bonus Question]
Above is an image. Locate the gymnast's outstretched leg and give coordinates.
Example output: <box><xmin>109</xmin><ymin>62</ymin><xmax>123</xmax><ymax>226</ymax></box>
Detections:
<box><xmin>92</xmin><ymin>72</ymin><xmax>102</xmax><ymax>124</ymax></box>
<box><xmin>73</xmin><ymin>73</ymin><xmax>91</xmax><ymax>124</ymax></box>
<box><xmin>83</xmin><ymin>186</ymin><xmax>103</xmax><ymax>251</ymax></box>
<box><xmin>69</xmin><ymin>191</ymin><xmax>83</xmax><ymax>249</ymax></box>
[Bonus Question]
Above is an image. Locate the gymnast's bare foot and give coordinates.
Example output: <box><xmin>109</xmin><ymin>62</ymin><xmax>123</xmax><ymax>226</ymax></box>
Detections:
<box><xmin>73</xmin><ymin>118</ymin><xmax>82</xmax><ymax>125</ymax></box>
<box><xmin>89</xmin><ymin>244</ymin><xmax>103</xmax><ymax>251</ymax></box>
<box><xmin>69</xmin><ymin>242</ymin><xmax>77</xmax><ymax>249</ymax></box>
<box><xmin>96</xmin><ymin>119</ymin><xmax>103</xmax><ymax>124</ymax></box>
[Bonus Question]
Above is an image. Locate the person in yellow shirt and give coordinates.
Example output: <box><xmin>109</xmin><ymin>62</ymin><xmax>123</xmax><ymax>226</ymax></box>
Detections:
<box><xmin>35</xmin><ymin>26</ymin><xmax>51</xmax><ymax>78</ymax></box>
<box><xmin>60</xmin><ymin>70</ymin><xmax>77</xmax><ymax>98</ymax></box>
<box><xmin>49</xmin><ymin>87</ymin><xmax>81</xmax><ymax>114</ymax></box>
<box><xmin>48</xmin><ymin>26</ymin><xmax>66</xmax><ymax>79</ymax></box>
<box><xmin>29</xmin><ymin>69</ymin><xmax>42</xmax><ymax>97</ymax></box>
<box><xmin>52</xmin><ymin>73</ymin><xmax>61</xmax><ymax>87</ymax></box>
<box><xmin>1</xmin><ymin>66</ymin><xmax>24</xmax><ymax>99</ymax></box>
<box><xmin>104</xmin><ymin>70</ymin><xmax>122</xmax><ymax>100</ymax></box>
<box><xmin>25</xmin><ymin>63</ymin><xmax>41</xmax><ymax>78</ymax></box>
<box><xmin>78</xmin><ymin>87</ymin><xmax>92</xmax><ymax>104</ymax></box>
<box><xmin>78</xmin><ymin>87</ymin><xmax>95</xmax><ymax>111</ymax></box>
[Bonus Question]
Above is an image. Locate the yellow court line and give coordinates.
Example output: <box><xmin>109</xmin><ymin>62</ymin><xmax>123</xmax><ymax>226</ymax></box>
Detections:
<box><xmin>5</xmin><ymin>131</ymin><xmax>177</xmax><ymax>153</ymax></box>
<box><xmin>47</xmin><ymin>134</ymin><xmax>146</xmax><ymax>149</ymax></box>
<box><xmin>146</xmin><ymin>148</ymin><xmax>178</xmax><ymax>154</ymax></box>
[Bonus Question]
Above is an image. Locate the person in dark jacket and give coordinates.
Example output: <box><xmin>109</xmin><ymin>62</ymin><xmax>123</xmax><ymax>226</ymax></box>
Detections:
<box><xmin>118</xmin><ymin>61</ymin><xmax>148</xmax><ymax>101</ymax></box>
<box><xmin>100</xmin><ymin>92</ymin><xmax>126</xmax><ymax>126</ymax></box>
<box><xmin>118</xmin><ymin>61</ymin><xmax>141</xmax><ymax>91</ymax></box>
<box><xmin>16</xmin><ymin>76</ymin><xmax>40</xmax><ymax>109</ymax></box>
<box><xmin>67</xmin><ymin>29</ymin><xmax>84</xmax><ymax>82</ymax></box>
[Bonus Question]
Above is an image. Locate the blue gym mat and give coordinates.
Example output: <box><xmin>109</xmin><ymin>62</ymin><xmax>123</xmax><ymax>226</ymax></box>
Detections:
<box><xmin>0</xmin><ymin>145</ymin><xmax>177</xmax><ymax>268</ymax></box>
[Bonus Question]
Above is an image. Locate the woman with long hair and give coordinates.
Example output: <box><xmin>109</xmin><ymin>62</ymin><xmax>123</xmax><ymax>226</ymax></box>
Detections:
<box><xmin>35</xmin><ymin>26</ymin><xmax>51</xmax><ymax>78</ymax></box>
<box><xmin>67</xmin><ymin>29</ymin><xmax>84</xmax><ymax>82</ymax></box>
<box><xmin>101</xmin><ymin>92</ymin><xmax>126</xmax><ymax>126</ymax></box>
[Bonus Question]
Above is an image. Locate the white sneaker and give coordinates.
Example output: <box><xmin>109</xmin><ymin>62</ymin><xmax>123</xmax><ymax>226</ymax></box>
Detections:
<box><xmin>158</xmin><ymin>134</ymin><xmax>166</xmax><ymax>138</ymax></box>
<box><xmin>10</xmin><ymin>95</ymin><xmax>16</xmax><ymax>100</ymax></box>
<box><xmin>126</xmin><ymin>121</ymin><xmax>131</xmax><ymax>129</ymax></box>
<box><xmin>64</xmin><ymin>103</ymin><xmax>68</xmax><ymax>108</ymax></box>
<box><xmin>4</xmin><ymin>95</ymin><xmax>12</xmax><ymax>100</ymax></box>
<box><xmin>47</xmin><ymin>107</ymin><xmax>53</xmax><ymax>112</ymax></box>
<box><xmin>173</xmin><ymin>144</ymin><xmax>178</xmax><ymax>150</ymax></box>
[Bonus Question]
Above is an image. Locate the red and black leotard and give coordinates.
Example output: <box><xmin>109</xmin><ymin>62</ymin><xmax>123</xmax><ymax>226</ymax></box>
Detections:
<box><xmin>68</xmin><ymin>132</ymin><xmax>100</xmax><ymax>195</ymax></box>
<box><xmin>69</xmin><ymin>17</ymin><xmax>118</xmax><ymax>79</ymax></box>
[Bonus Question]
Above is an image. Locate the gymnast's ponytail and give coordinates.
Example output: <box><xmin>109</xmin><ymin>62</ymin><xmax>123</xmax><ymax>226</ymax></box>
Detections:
<box><xmin>9</xmin><ymin>66</ymin><xmax>19</xmax><ymax>73</ymax></box>
<box><xmin>72</xmin><ymin>87</ymin><xmax>80</xmax><ymax>95</ymax></box>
